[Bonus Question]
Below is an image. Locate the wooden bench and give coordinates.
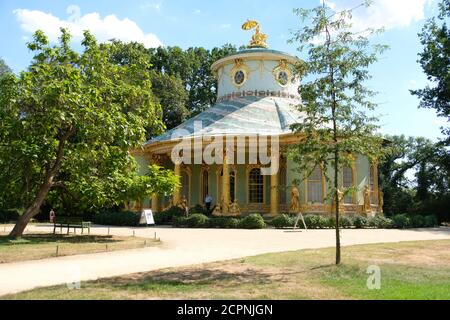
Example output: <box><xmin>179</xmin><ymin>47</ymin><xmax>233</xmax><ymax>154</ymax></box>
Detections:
<box><xmin>53</xmin><ymin>217</ymin><xmax>91</xmax><ymax>235</ymax></box>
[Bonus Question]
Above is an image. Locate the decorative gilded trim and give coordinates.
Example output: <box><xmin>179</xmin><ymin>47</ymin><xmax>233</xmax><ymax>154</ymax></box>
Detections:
<box><xmin>216</xmin><ymin>90</ymin><xmax>300</xmax><ymax>103</ymax></box>
<box><xmin>230</xmin><ymin>59</ymin><xmax>250</xmax><ymax>88</ymax></box>
<box><xmin>272</xmin><ymin>59</ymin><xmax>292</xmax><ymax>87</ymax></box>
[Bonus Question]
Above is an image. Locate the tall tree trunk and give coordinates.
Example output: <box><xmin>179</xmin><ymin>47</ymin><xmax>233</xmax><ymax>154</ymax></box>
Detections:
<box><xmin>9</xmin><ymin>130</ymin><xmax>72</xmax><ymax>239</ymax></box>
<box><xmin>325</xmin><ymin>14</ymin><xmax>341</xmax><ymax>265</ymax></box>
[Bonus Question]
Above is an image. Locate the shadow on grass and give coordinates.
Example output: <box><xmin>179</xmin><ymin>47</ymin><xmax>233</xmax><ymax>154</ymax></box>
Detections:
<box><xmin>0</xmin><ymin>234</ymin><xmax>123</xmax><ymax>246</ymax></box>
<box><xmin>95</xmin><ymin>267</ymin><xmax>279</xmax><ymax>292</ymax></box>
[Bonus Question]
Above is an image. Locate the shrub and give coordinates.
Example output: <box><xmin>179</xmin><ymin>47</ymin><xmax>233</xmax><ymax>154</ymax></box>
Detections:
<box><xmin>340</xmin><ymin>216</ymin><xmax>354</xmax><ymax>228</ymax></box>
<box><xmin>93</xmin><ymin>211</ymin><xmax>140</xmax><ymax>226</ymax></box>
<box><xmin>190</xmin><ymin>204</ymin><xmax>207</xmax><ymax>215</ymax></box>
<box><xmin>392</xmin><ymin>214</ymin><xmax>411</xmax><ymax>229</ymax></box>
<box><xmin>154</xmin><ymin>206</ymin><xmax>185</xmax><ymax>224</ymax></box>
<box><xmin>185</xmin><ymin>214</ymin><xmax>210</xmax><ymax>228</ymax></box>
<box><xmin>353</xmin><ymin>215</ymin><xmax>368</xmax><ymax>229</ymax></box>
<box><xmin>424</xmin><ymin>215</ymin><xmax>438</xmax><ymax>227</ymax></box>
<box><xmin>238</xmin><ymin>214</ymin><xmax>266</xmax><ymax>229</ymax></box>
<box><xmin>411</xmin><ymin>215</ymin><xmax>425</xmax><ymax>228</ymax></box>
<box><xmin>271</xmin><ymin>214</ymin><xmax>294</xmax><ymax>228</ymax></box>
<box><xmin>0</xmin><ymin>209</ymin><xmax>20</xmax><ymax>223</ymax></box>
<box><xmin>172</xmin><ymin>216</ymin><xmax>188</xmax><ymax>227</ymax></box>
<box><xmin>304</xmin><ymin>215</ymin><xmax>326</xmax><ymax>229</ymax></box>
<box><xmin>209</xmin><ymin>217</ymin><xmax>240</xmax><ymax>229</ymax></box>
<box><xmin>368</xmin><ymin>215</ymin><xmax>394</xmax><ymax>229</ymax></box>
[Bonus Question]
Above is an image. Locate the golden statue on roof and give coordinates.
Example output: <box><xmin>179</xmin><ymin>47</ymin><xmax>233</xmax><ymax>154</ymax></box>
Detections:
<box><xmin>242</xmin><ymin>19</ymin><xmax>268</xmax><ymax>48</ymax></box>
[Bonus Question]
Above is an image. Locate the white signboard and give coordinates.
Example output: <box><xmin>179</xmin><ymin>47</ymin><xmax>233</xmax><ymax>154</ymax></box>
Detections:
<box><xmin>140</xmin><ymin>209</ymin><xmax>155</xmax><ymax>225</ymax></box>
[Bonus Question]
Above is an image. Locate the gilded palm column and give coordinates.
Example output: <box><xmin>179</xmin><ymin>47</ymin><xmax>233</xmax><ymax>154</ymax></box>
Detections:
<box><xmin>270</xmin><ymin>152</ymin><xmax>279</xmax><ymax>216</ymax></box>
<box><xmin>222</xmin><ymin>150</ymin><xmax>230</xmax><ymax>214</ymax></box>
<box><xmin>173</xmin><ymin>161</ymin><xmax>181</xmax><ymax>206</ymax></box>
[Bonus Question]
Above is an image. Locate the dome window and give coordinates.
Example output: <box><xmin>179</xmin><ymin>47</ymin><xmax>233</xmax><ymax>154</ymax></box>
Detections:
<box><xmin>234</xmin><ymin>70</ymin><xmax>246</xmax><ymax>85</ymax></box>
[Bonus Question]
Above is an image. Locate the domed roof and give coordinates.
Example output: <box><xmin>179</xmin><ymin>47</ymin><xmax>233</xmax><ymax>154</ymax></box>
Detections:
<box><xmin>146</xmin><ymin>96</ymin><xmax>304</xmax><ymax>145</ymax></box>
<box><xmin>145</xmin><ymin>25</ymin><xmax>304</xmax><ymax>148</ymax></box>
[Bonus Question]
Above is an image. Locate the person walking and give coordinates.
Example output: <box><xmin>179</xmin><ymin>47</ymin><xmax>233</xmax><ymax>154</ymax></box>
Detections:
<box><xmin>204</xmin><ymin>194</ymin><xmax>213</xmax><ymax>213</ymax></box>
<box><xmin>49</xmin><ymin>208</ymin><xmax>56</xmax><ymax>223</ymax></box>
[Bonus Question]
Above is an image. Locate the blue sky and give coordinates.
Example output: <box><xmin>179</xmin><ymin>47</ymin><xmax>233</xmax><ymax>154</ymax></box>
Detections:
<box><xmin>0</xmin><ymin>0</ymin><xmax>444</xmax><ymax>141</ymax></box>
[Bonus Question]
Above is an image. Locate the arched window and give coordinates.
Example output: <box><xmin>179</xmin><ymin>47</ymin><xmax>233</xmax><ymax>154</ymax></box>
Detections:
<box><xmin>279</xmin><ymin>167</ymin><xmax>287</xmax><ymax>204</ymax></box>
<box><xmin>201</xmin><ymin>170</ymin><xmax>209</xmax><ymax>201</ymax></box>
<box><xmin>343</xmin><ymin>166</ymin><xmax>353</xmax><ymax>204</ymax></box>
<box><xmin>249</xmin><ymin>168</ymin><xmax>264</xmax><ymax>203</ymax></box>
<box><xmin>181</xmin><ymin>170</ymin><xmax>189</xmax><ymax>201</ymax></box>
<box><xmin>307</xmin><ymin>166</ymin><xmax>323</xmax><ymax>203</ymax></box>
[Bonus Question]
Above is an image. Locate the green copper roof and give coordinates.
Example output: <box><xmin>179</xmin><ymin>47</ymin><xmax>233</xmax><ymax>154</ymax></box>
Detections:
<box><xmin>146</xmin><ymin>96</ymin><xmax>304</xmax><ymax>144</ymax></box>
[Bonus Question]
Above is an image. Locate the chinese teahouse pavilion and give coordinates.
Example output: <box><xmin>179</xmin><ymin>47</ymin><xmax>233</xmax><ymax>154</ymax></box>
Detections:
<box><xmin>132</xmin><ymin>20</ymin><xmax>382</xmax><ymax>217</ymax></box>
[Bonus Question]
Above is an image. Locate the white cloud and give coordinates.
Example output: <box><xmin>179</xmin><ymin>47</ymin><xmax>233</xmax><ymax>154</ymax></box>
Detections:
<box><xmin>14</xmin><ymin>5</ymin><xmax>163</xmax><ymax>48</ymax></box>
<box><xmin>220</xmin><ymin>24</ymin><xmax>231</xmax><ymax>30</ymax></box>
<box><xmin>332</xmin><ymin>0</ymin><xmax>433</xmax><ymax>31</ymax></box>
<box><xmin>193</xmin><ymin>9</ymin><xmax>201</xmax><ymax>15</ymax></box>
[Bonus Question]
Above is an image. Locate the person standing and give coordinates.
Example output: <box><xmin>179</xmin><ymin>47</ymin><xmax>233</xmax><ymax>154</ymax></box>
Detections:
<box><xmin>204</xmin><ymin>194</ymin><xmax>213</xmax><ymax>213</ymax></box>
<box><xmin>49</xmin><ymin>208</ymin><xmax>56</xmax><ymax>223</ymax></box>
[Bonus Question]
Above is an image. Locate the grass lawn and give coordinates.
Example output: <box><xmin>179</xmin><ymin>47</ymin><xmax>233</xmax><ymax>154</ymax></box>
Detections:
<box><xmin>2</xmin><ymin>240</ymin><xmax>449</xmax><ymax>300</ymax></box>
<box><xmin>0</xmin><ymin>232</ymin><xmax>159</xmax><ymax>264</ymax></box>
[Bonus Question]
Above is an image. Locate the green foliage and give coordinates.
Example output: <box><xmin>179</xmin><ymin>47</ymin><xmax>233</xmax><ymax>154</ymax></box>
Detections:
<box><xmin>379</xmin><ymin>135</ymin><xmax>450</xmax><ymax>220</ymax></box>
<box><xmin>411</xmin><ymin>215</ymin><xmax>426</xmax><ymax>228</ymax></box>
<box><xmin>109</xmin><ymin>42</ymin><xmax>237</xmax><ymax>131</ymax></box>
<box><xmin>424</xmin><ymin>215</ymin><xmax>439</xmax><ymax>227</ymax></box>
<box><xmin>154</xmin><ymin>206</ymin><xmax>185</xmax><ymax>224</ymax></box>
<box><xmin>289</xmin><ymin>3</ymin><xmax>387</xmax><ymax>263</ymax></box>
<box><xmin>0</xmin><ymin>29</ymin><xmax>177</xmax><ymax>236</ymax></box>
<box><xmin>271</xmin><ymin>214</ymin><xmax>295</xmax><ymax>228</ymax></box>
<box><xmin>411</xmin><ymin>0</ymin><xmax>450</xmax><ymax>142</ymax></box>
<box><xmin>391</xmin><ymin>214</ymin><xmax>411</xmax><ymax>229</ymax></box>
<box><xmin>93</xmin><ymin>211</ymin><xmax>140</xmax><ymax>226</ymax></box>
<box><xmin>367</xmin><ymin>215</ymin><xmax>394</xmax><ymax>229</ymax></box>
<box><xmin>238</xmin><ymin>214</ymin><xmax>266</xmax><ymax>229</ymax></box>
<box><xmin>353</xmin><ymin>215</ymin><xmax>368</xmax><ymax>229</ymax></box>
<box><xmin>209</xmin><ymin>217</ymin><xmax>240</xmax><ymax>229</ymax></box>
<box><xmin>185</xmin><ymin>214</ymin><xmax>210</xmax><ymax>228</ymax></box>
<box><xmin>304</xmin><ymin>214</ymin><xmax>329</xmax><ymax>229</ymax></box>
<box><xmin>0</xmin><ymin>57</ymin><xmax>12</xmax><ymax>78</ymax></box>
<box><xmin>0</xmin><ymin>209</ymin><xmax>20</xmax><ymax>223</ymax></box>
<box><xmin>340</xmin><ymin>216</ymin><xmax>353</xmax><ymax>229</ymax></box>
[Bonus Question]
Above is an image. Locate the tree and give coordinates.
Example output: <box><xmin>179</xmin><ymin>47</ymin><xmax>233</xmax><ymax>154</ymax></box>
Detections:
<box><xmin>110</xmin><ymin>42</ymin><xmax>236</xmax><ymax>131</ymax></box>
<box><xmin>0</xmin><ymin>58</ymin><xmax>12</xmax><ymax>78</ymax></box>
<box><xmin>379</xmin><ymin>135</ymin><xmax>450</xmax><ymax>221</ymax></box>
<box><xmin>411</xmin><ymin>0</ymin><xmax>450</xmax><ymax>143</ymax></box>
<box><xmin>150</xmin><ymin>71</ymin><xmax>189</xmax><ymax>130</ymax></box>
<box><xmin>379</xmin><ymin>135</ymin><xmax>435</xmax><ymax>214</ymax></box>
<box><xmin>290</xmin><ymin>2</ymin><xmax>387</xmax><ymax>265</ymax></box>
<box><xmin>149</xmin><ymin>45</ymin><xmax>237</xmax><ymax>116</ymax></box>
<box><xmin>0</xmin><ymin>29</ymin><xmax>177</xmax><ymax>238</ymax></box>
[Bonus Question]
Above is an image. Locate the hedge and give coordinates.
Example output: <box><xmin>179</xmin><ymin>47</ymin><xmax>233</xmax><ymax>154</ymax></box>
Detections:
<box><xmin>0</xmin><ymin>209</ymin><xmax>20</xmax><ymax>223</ymax></box>
<box><xmin>93</xmin><ymin>211</ymin><xmax>140</xmax><ymax>226</ymax></box>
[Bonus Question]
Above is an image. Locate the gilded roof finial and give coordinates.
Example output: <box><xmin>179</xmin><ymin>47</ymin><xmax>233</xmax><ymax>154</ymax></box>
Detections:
<box><xmin>242</xmin><ymin>19</ymin><xmax>268</xmax><ymax>49</ymax></box>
